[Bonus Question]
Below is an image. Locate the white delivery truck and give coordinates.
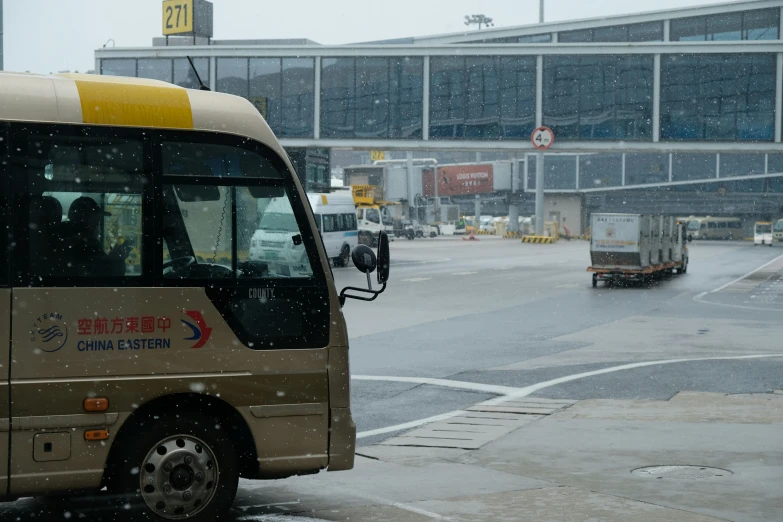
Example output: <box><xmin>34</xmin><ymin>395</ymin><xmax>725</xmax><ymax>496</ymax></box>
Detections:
<box><xmin>308</xmin><ymin>192</ymin><xmax>359</xmax><ymax>266</ymax></box>
<box><xmin>588</xmin><ymin>213</ymin><xmax>689</xmax><ymax>287</ymax></box>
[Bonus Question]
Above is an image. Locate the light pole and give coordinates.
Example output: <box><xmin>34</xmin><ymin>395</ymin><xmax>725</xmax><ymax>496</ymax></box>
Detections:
<box><xmin>464</xmin><ymin>14</ymin><xmax>494</xmax><ymax>31</ymax></box>
<box><xmin>539</xmin><ymin>0</ymin><xmax>545</xmax><ymax>23</ymax></box>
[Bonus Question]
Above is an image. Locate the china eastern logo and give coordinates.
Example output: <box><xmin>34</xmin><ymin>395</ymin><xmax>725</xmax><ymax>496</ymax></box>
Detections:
<box><xmin>30</xmin><ymin>312</ymin><xmax>69</xmax><ymax>353</ymax></box>
<box><xmin>181</xmin><ymin>311</ymin><xmax>213</xmax><ymax>349</ymax></box>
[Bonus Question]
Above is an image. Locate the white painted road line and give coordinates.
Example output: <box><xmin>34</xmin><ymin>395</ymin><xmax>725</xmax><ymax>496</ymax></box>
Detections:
<box><xmin>707</xmin><ymin>253</ymin><xmax>783</xmax><ymax>294</ymax></box>
<box><xmin>355</xmin><ymin>353</ymin><xmax>783</xmax><ymax>439</ymax></box>
<box><xmin>356</xmin><ymin>410</ymin><xmax>467</xmax><ymax>439</ymax></box>
<box><xmin>694</xmin><ymin>252</ymin><xmax>783</xmax><ymax>310</ymax></box>
<box><xmin>352</xmin><ymin>375</ymin><xmax>520</xmax><ymax>395</ymax></box>
<box><xmin>401</xmin><ymin>277</ymin><xmax>432</xmax><ymax>282</ymax></box>
<box><xmin>481</xmin><ymin>353</ymin><xmax>783</xmax><ymax>406</ymax></box>
<box><xmin>452</xmin><ymin>272</ymin><xmax>478</xmax><ymax>276</ymax></box>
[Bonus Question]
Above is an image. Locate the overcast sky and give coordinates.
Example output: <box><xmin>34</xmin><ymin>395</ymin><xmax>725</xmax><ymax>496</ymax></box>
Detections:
<box><xmin>7</xmin><ymin>0</ymin><xmax>728</xmax><ymax>74</ymax></box>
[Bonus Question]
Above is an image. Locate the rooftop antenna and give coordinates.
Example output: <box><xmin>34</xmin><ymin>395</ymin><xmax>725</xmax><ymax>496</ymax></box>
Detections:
<box><xmin>186</xmin><ymin>56</ymin><xmax>210</xmax><ymax>91</ymax></box>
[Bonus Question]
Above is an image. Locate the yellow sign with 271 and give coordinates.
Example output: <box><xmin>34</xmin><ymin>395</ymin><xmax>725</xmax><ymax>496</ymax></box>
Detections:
<box><xmin>370</xmin><ymin>150</ymin><xmax>385</xmax><ymax>161</ymax></box>
<box><xmin>162</xmin><ymin>0</ymin><xmax>193</xmax><ymax>35</ymax></box>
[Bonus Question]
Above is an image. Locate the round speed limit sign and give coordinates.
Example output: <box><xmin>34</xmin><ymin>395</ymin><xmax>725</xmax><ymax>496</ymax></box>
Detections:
<box><xmin>531</xmin><ymin>126</ymin><xmax>555</xmax><ymax>150</ymax></box>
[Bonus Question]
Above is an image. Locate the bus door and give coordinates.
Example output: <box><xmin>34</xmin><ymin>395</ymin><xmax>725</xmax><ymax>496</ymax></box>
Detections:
<box><xmin>156</xmin><ymin>134</ymin><xmax>332</xmax><ymax>473</ymax></box>
<box><xmin>7</xmin><ymin>124</ymin><xmax>152</xmax><ymax>495</ymax></box>
<box><xmin>0</xmin><ymin>124</ymin><xmax>9</xmax><ymax>496</ymax></box>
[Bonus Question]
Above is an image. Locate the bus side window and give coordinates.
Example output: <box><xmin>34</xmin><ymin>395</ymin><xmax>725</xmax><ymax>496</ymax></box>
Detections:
<box><xmin>160</xmin><ymin>140</ymin><xmax>318</xmax><ymax>281</ymax></box>
<box><xmin>15</xmin><ymin>129</ymin><xmax>146</xmax><ymax>284</ymax></box>
<box><xmin>323</xmin><ymin>215</ymin><xmax>336</xmax><ymax>233</ymax></box>
<box><xmin>159</xmin><ymin>135</ymin><xmax>328</xmax><ymax>349</ymax></box>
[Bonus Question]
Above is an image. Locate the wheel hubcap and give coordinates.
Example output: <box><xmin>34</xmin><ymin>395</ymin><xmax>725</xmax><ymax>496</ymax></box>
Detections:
<box><xmin>140</xmin><ymin>435</ymin><xmax>218</xmax><ymax>519</ymax></box>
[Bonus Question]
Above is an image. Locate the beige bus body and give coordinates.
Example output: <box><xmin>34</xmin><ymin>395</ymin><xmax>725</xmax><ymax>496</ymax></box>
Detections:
<box><xmin>0</xmin><ymin>72</ymin><xmax>354</xmax><ymax>513</ymax></box>
<box><xmin>685</xmin><ymin>216</ymin><xmax>743</xmax><ymax>240</ymax></box>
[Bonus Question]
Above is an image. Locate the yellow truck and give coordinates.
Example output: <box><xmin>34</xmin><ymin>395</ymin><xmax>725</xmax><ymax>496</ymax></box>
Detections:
<box><xmin>352</xmin><ymin>185</ymin><xmax>407</xmax><ymax>244</ymax></box>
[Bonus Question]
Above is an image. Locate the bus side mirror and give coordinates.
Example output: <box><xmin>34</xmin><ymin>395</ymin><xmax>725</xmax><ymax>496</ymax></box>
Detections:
<box><xmin>339</xmin><ymin>232</ymin><xmax>390</xmax><ymax>306</ymax></box>
<box><xmin>351</xmin><ymin>245</ymin><xmax>377</xmax><ymax>273</ymax></box>
<box><xmin>377</xmin><ymin>231</ymin><xmax>390</xmax><ymax>284</ymax></box>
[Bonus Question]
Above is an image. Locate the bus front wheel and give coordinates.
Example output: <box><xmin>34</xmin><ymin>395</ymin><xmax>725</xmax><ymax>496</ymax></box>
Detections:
<box><xmin>107</xmin><ymin>412</ymin><xmax>239</xmax><ymax>521</ymax></box>
<box><xmin>334</xmin><ymin>245</ymin><xmax>350</xmax><ymax>267</ymax></box>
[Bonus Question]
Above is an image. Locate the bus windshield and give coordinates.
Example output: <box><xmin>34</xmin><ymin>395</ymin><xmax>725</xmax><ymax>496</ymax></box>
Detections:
<box><xmin>756</xmin><ymin>224</ymin><xmax>772</xmax><ymax>234</ymax></box>
<box><xmin>687</xmin><ymin>220</ymin><xmax>701</xmax><ymax>230</ymax></box>
<box><xmin>774</xmin><ymin>221</ymin><xmax>783</xmax><ymax>232</ymax></box>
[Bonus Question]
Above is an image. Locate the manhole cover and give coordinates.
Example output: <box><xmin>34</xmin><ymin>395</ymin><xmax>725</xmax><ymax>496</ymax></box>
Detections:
<box><xmin>632</xmin><ymin>465</ymin><xmax>732</xmax><ymax>479</ymax></box>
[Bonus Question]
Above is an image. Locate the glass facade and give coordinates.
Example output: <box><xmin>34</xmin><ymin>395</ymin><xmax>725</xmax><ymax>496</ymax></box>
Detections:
<box><xmin>216</xmin><ymin>58</ymin><xmax>248</xmax><ymax>98</ymax></box>
<box><xmin>217</xmin><ymin>57</ymin><xmax>315</xmax><ymax>138</ymax></box>
<box><xmin>543</xmin><ymin>55</ymin><xmax>653</xmax><ymax>140</ymax></box>
<box><xmin>464</xmin><ymin>34</ymin><xmax>552</xmax><ymax>44</ymax></box>
<box><xmin>524</xmin><ymin>152</ymin><xmax>783</xmax><ymax>192</ymax></box>
<box><xmin>546</xmin><ymin>156</ymin><xmax>577</xmax><ymax>190</ymax></box>
<box><xmin>720</xmin><ymin>154</ymin><xmax>765</xmax><ymax>177</ymax></box>
<box><xmin>526</xmin><ymin>155</ymin><xmax>578</xmax><ymax>190</ymax></box>
<box><xmin>672</xmin><ymin>153</ymin><xmax>716</xmax><ymax>182</ymax></box>
<box><xmin>670</xmin><ymin>8</ymin><xmax>780</xmax><ymax>41</ymax></box>
<box><xmin>101</xmin><ymin>59</ymin><xmax>136</xmax><ymax>77</ymax></box>
<box><xmin>580</xmin><ymin>154</ymin><xmax>623</xmax><ymax>188</ymax></box>
<box><xmin>173</xmin><ymin>58</ymin><xmax>209</xmax><ymax>88</ymax></box>
<box><xmin>625</xmin><ymin>153</ymin><xmax>670</xmax><ymax>185</ymax></box>
<box><xmin>770</xmin><ymin>154</ymin><xmax>783</xmax><ymax>174</ymax></box>
<box><xmin>321</xmin><ymin>57</ymin><xmax>423</xmax><ymax>139</ymax></box>
<box><xmin>430</xmin><ymin>56</ymin><xmax>536</xmax><ymax>140</ymax></box>
<box><xmin>101</xmin><ymin>58</ymin><xmax>209</xmax><ymax>87</ymax></box>
<box><xmin>559</xmin><ymin>22</ymin><xmax>663</xmax><ymax>43</ymax></box>
<box><xmin>98</xmin><ymin>2</ymin><xmax>783</xmax><ymax>151</ymax></box>
<box><xmin>280</xmin><ymin>58</ymin><xmax>315</xmax><ymax>138</ymax></box>
<box><xmin>137</xmin><ymin>59</ymin><xmax>172</xmax><ymax>83</ymax></box>
<box><xmin>661</xmin><ymin>54</ymin><xmax>777</xmax><ymax>141</ymax></box>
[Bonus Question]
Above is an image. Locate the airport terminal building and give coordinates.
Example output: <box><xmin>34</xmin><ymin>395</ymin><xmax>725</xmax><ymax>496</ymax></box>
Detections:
<box><xmin>95</xmin><ymin>0</ymin><xmax>783</xmax><ymax>233</ymax></box>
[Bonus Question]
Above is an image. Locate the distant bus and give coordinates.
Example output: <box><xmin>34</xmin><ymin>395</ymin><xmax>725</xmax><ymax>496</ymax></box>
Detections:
<box><xmin>686</xmin><ymin>217</ymin><xmax>742</xmax><ymax>240</ymax></box>
<box><xmin>773</xmin><ymin>219</ymin><xmax>783</xmax><ymax>242</ymax></box>
<box><xmin>754</xmin><ymin>222</ymin><xmax>773</xmax><ymax>246</ymax></box>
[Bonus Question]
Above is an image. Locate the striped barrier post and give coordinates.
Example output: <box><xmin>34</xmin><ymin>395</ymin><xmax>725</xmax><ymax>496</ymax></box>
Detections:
<box><xmin>521</xmin><ymin>236</ymin><xmax>555</xmax><ymax>244</ymax></box>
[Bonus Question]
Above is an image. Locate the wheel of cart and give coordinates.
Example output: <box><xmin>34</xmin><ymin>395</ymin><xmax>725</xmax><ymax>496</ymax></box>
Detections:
<box><xmin>592</xmin><ymin>273</ymin><xmax>598</xmax><ymax>287</ymax></box>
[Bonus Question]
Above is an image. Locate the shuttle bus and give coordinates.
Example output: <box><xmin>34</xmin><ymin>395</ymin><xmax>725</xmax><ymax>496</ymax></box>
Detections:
<box><xmin>0</xmin><ymin>71</ymin><xmax>389</xmax><ymax>520</ymax></box>
<box><xmin>686</xmin><ymin>217</ymin><xmax>742</xmax><ymax>240</ymax></box>
<box><xmin>754</xmin><ymin>222</ymin><xmax>773</xmax><ymax>246</ymax></box>
<box><xmin>773</xmin><ymin>219</ymin><xmax>783</xmax><ymax>242</ymax></box>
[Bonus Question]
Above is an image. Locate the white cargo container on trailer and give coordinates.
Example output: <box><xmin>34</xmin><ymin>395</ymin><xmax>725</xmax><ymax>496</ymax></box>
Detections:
<box><xmin>589</xmin><ymin>213</ymin><xmax>689</xmax><ymax>287</ymax></box>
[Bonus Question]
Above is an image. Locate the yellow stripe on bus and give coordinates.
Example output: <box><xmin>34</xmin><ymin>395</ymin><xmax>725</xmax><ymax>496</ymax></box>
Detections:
<box><xmin>73</xmin><ymin>79</ymin><xmax>193</xmax><ymax>129</ymax></box>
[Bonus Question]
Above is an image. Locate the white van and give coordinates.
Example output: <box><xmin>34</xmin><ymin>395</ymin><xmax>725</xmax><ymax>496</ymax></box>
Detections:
<box><xmin>308</xmin><ymin>192</ymin><xmax>359</xmax><ymax>266</ymax></box>
<box><xmin>248</xmin><ymin>197</ymin><xmax>314</xmax><ymax>277</ymax></box>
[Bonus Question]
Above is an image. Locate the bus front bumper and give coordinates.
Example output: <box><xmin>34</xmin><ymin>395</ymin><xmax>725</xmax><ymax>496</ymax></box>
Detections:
<box><xmin>327</xmin><ymin>407</ymin><xmax>356</xmax><ymax>471</ymax></box>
